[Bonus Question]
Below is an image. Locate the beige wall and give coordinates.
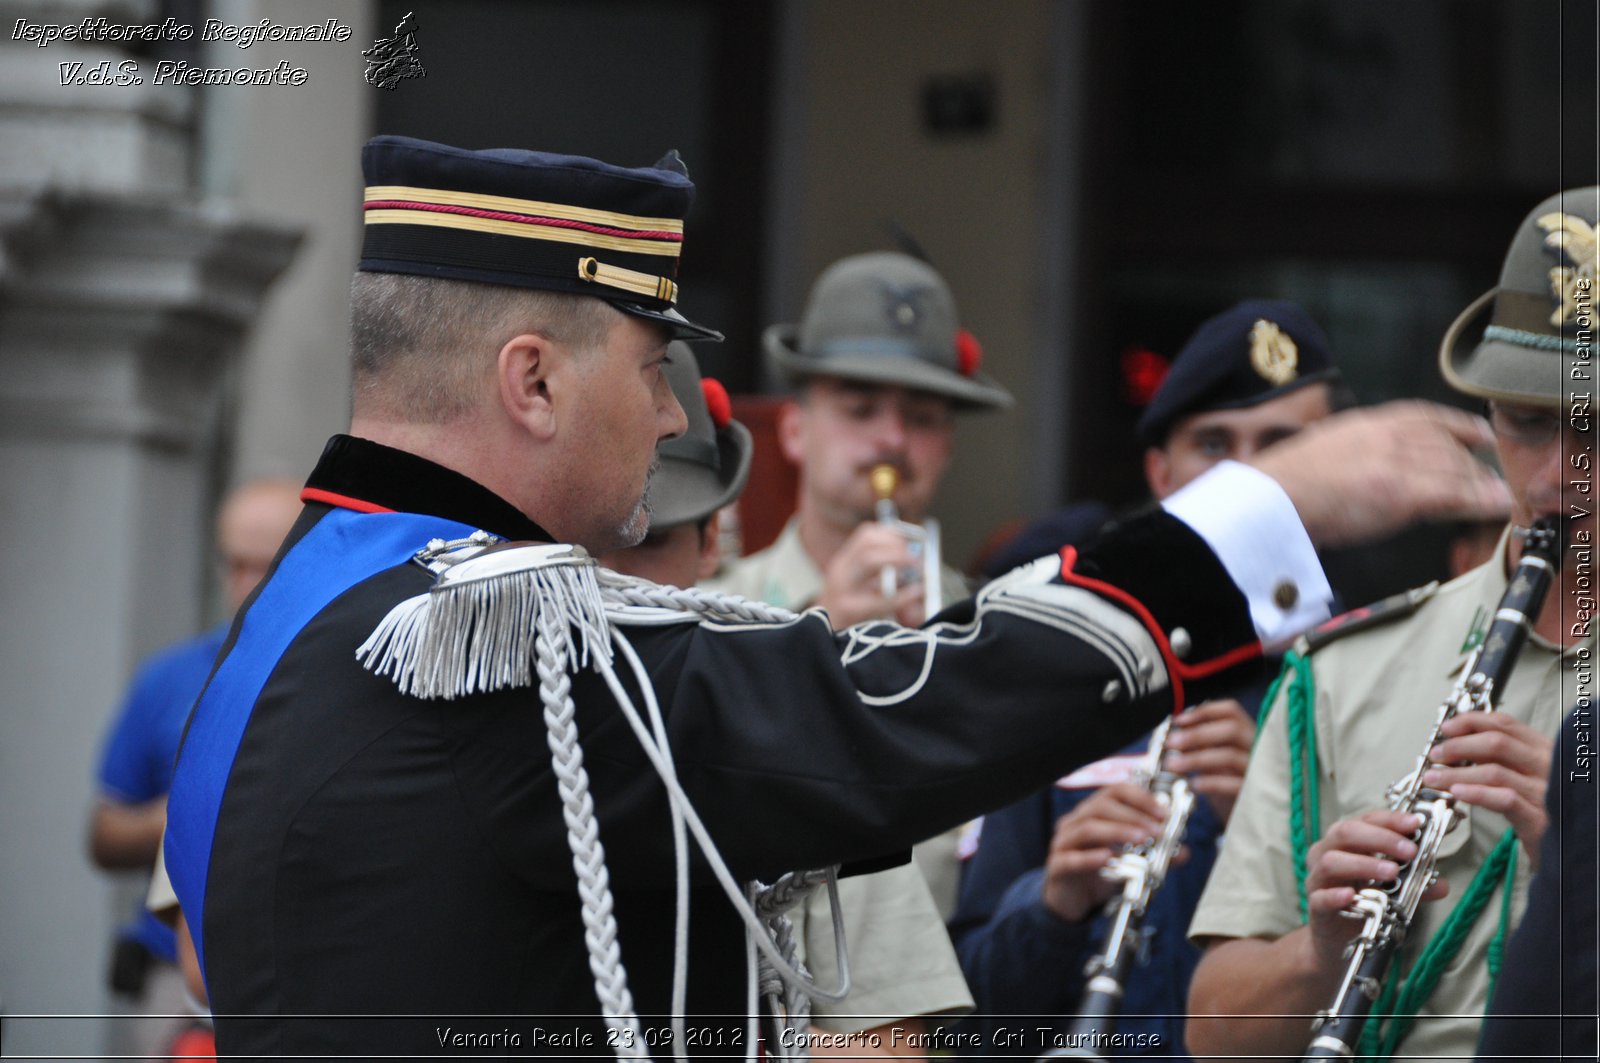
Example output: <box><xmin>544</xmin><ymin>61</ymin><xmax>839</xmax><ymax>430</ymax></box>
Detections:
<box><xmin>781</xmin><ymin>0</ymin><xmax>1054</xmax><ymax>567</ymax></box>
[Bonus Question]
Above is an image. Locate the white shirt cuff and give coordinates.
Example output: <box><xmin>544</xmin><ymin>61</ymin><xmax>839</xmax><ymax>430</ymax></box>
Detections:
<box><xmin>1161</xmin><ymin>460</ymin><xmax>1334</xmax><ymax>650</ymax></box>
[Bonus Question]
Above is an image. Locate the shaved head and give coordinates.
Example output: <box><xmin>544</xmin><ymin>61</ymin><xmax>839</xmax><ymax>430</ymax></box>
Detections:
<box><xmin>349</xmin><ymin>272</ymin><xmax>617</xmax><ymax>423</ymax></box>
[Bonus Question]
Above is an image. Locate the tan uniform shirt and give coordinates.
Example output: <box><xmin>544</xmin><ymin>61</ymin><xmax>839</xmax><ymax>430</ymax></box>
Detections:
<box><xmin>706</xmin><ymin>517</ymin><xmax>974</xmax><ymax>1025</ymax></box>
<box><xmin>707</xmin><ymin>516</ymin><xmax>971</xmax><ymax>625</ymax></box>
<box><xmin>1190</xmin><ymin>535</ymin><xmax>1587</xmax><ymax>1061</ymax></box>
<box><xmin>794</xmin><ymin>861</ymin><xmax>973</xmax><ymax>1033</ymax></box>
<box><xmin>147</xmin><ymin>835</ymin><xmax>178</xmax><ymax>918</ymax></box>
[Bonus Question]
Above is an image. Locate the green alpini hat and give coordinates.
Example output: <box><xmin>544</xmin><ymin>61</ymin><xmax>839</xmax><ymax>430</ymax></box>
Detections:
<box><xmin>1441</xmin><ymin>186</ymin><xmax>1598</xmax><ymax>408</ymax></box>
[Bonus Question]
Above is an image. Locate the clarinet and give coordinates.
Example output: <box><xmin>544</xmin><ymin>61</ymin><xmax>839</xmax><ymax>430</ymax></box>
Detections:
<box><xmin>1303</xmin><ymin>516</ymin><xmax>1563</xmax><ymax>1061</ymax></box>
<box><xmin>1044</xmin><ymin>719</ymin><xmax>1196</xmax><ymax>1062</ymax></box>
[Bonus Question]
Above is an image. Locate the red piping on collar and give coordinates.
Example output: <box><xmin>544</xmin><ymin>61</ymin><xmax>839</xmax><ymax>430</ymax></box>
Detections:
<box><xmin>300</xmin><ymin>487</ymin><xmax>397</xmax><ymax>514</ymax></box>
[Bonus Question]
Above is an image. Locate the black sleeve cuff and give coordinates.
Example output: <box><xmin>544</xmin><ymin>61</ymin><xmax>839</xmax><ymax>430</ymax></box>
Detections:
<box><xmin>1069</xmin><ymin>506</ymin><xmax>1265</xmax><ymax>699</ymax></box>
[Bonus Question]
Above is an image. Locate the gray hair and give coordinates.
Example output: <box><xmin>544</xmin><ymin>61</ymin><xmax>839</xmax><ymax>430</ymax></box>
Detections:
<box><xmin>349</xmin><ymin>272</ymin><xmax>617</xmax><ymax>422</ymax></box>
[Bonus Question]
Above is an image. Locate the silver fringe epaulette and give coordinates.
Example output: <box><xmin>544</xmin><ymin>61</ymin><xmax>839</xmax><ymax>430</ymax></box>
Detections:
<box><xmin>357</xmin><ymin>535</ymin><xmax>612</xmax><ymax>700</ymax></box>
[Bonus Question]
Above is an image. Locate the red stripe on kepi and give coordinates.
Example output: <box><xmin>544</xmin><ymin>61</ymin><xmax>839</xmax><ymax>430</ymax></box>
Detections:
<box><xmin>300</xmin><ymin>487</ymin><xmax>396</xmax><ymax>514</ymax></box>
<box><xmin>363</xmin><ymin>200</ymin><xmax>683</xmax><ymax>242</ymax></box>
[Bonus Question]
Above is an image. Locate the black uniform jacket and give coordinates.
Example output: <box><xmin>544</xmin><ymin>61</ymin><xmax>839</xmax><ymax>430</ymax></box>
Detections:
<box><xmin>166</xmin><ymin>436</ymin><xmax>1264</xmax><ymax>1060</ymax></box>
<box><xmin>1477</xmin><ymin>711</ymin><xmax>1597</xmax><ymax>1060</ymax></box>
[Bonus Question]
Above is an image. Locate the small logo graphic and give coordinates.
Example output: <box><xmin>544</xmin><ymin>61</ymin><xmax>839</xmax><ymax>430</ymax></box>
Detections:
<box><xmin>879</xmin><ymin>282</ymin><xmax>932</xmax><ymax>333</ymax></box>
<box><xmin>1458</xmin><ymin>604</ymin><xmax>1487</xmax><ymax>655</ymax></box>
<box><xmin>1536</xmin><ymin>211</ymin><xmax>1597</xmax><ymax>326</ymax></box>
<box><xmin>1249</xmin><ymin>319</ymin><xmax>1299</xmax><ymax>385</ymax></box>
<box><xmin>363</xmin><ymin>11</ymin><xmax>424</xmax><ymax>91</ymax></box>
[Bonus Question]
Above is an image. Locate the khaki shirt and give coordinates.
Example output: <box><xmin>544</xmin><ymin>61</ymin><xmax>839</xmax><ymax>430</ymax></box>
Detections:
<box><xmin>147</xmin><ymin>835</ymin><xmax>179</xmax><ymax>920</ymax></box>
<box><xmin>1190</xmin><ymin>533</ymin><xmax>1587</xmax><ymax>1061</ymax></box>
<box><xmin>795</xmin><ymin>861</ymin><xmax>973</xmax><ymax>1032</ymax></box>
<box><xmin>706</xmin><ymin>516</ymin><xmax>972</xmax><ymax>625</ymax></box>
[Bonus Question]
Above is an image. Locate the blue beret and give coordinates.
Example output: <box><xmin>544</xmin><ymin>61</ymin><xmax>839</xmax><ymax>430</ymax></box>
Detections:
<box><xmin>982</xmin><ymin>500</ymin><xmax>1115</xmax><ymax>580</ymax></box>
<box><xmin>1135</xmin><ymin>298</ymin><xmax>1338</xmax><ymax>446</ymax></box>
<box><xmin>359</xmin><ymin>135</ymin><xmax>721</xmax><ymax>341</ymax></box>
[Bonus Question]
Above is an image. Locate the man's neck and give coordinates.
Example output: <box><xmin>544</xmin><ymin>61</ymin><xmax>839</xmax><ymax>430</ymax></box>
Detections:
<box><xmin>793</xmin><ymin>505</ymin><xmax>855</xmax><ymax>574</ymax></box>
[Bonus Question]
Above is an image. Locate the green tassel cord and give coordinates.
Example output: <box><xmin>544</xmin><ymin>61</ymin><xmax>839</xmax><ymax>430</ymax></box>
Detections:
<box><xmin>1266</xmin><ymin>649</ymin><xmax>1321</xmax><ymax>920</ymax></box>
<box><xmin>1355</xmin><ymin>831</ymin><xmax>1518</xmax><ymax>1061</ymax></box>
<box><xmin>1270</xmin><ymin>653</ymin><xmax>1521</xmax><ymax>1061</ymax></box>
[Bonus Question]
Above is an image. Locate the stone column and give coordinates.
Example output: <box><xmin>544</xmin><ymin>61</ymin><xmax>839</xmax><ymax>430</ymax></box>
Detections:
<box><xmin>0</xmin><ymin>0</ymin><xmax>301</xmax><ymax>1054</ymax></box>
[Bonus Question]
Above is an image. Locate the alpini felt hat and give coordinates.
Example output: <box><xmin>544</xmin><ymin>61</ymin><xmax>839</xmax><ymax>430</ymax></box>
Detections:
<box><xmin>647</xmin><ymin>343</ymin><xmax>752</xmax><ymax>530</ymax></box>
<box><xmin>1136</xmin><ymin>298</ymin><xmax>1340</xmax><ymax>447</ymax></box>
<box><xmin>358</xmin><ymin>135</ymin><xmax>722</xmax><ymax>341</ymax></box>
<box><xmin>1441</xmin><ymin>186</ymin><xmax>1598</xmax><ymax>408</ymax></box>
<box><xmin>765</xmin><ymin>252</ymin><xmax>1012</xmax><ymax>410</ymax></box>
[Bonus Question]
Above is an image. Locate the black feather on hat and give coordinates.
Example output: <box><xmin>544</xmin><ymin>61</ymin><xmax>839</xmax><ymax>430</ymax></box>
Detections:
<box><xmin>765</xmin><ymin>252</ymin><xmax>1012</xmax><ymax>410</ymax></box>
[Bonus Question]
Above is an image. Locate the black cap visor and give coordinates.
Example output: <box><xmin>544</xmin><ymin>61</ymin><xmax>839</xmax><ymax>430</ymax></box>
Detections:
<box><xmin>610</xmin><ymin>299</ymin><xmax>723</xmax><ymax>343</ymax></box>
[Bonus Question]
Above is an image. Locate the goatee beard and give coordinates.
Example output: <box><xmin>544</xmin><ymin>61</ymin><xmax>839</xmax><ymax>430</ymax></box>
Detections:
<box><xmin>617</xmin><ymin>459</ymin><xmax>662</xmax><ymax>549</ymax></box>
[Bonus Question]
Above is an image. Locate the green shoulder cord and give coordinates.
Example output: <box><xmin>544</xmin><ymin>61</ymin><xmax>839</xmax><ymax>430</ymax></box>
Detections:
<box><xmin>1278</xmin><ymin>652</ymin><xmax>1523</xmax><ymax>1061</ymax></box>
<box><xmin>1271</xmin><ymin>649</ymin><xmax>1321</xmax><ymax>920</ymax></box>
<box><xmin>1356</xmin><ymin>831</ymin><xmax>1519</xmax><ymax>1061</ymax></box>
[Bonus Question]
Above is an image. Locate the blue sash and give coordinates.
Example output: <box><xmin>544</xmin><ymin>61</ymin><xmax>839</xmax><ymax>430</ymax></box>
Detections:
<box><xmin>164</xmin><ymin>508</ymin><xmax>476</xmax><ymax>980</ymax></box>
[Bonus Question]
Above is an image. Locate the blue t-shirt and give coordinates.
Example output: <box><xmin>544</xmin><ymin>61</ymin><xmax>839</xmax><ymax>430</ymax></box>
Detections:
<box><xmin>97</xmin><ymin>625</ymin><xmax>227</xmax><ymax>962</ymax></box>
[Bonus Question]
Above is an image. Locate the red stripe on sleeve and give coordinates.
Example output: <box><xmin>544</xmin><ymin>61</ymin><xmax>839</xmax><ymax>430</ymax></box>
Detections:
<box><xmin>1055</xmin><ymin>546</ymin><xmax>1264</xmax><ymax>715</ymax></box>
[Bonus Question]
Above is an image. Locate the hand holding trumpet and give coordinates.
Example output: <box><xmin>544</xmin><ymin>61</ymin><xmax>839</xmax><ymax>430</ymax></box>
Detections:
<box><xmin>816</xmin><ymin>463</ymin><xmax>942</xmax><ymax>628</ymax></box>
<box><xmin>817</xmin><ymin>522</ymin><xmax>929</xmax><ymax>627</ymax></box>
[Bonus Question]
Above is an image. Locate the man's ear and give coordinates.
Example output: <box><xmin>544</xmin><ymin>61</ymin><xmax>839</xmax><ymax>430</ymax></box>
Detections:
<box><xmin>498</xmin><ymin>333</ymin><xmax>561</xmax><ymax>439</ymax></box>
<box><xmin>1143</xmin><ymin>446</ymin><xmax>1173</xmax><ymax>500</ymax></box>
<box><xmin>776</xmin><ymin>400</ymin><xmax>806</xmax><ymax>466</ymax></box>
<box><xmin>696</xmin><ymin>510</ymin><xmax>724</xmax><ymax>582</ymax></box>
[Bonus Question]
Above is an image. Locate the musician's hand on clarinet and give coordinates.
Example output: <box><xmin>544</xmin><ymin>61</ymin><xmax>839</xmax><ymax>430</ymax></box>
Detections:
<box><xmin>1304</xmin><ymin>810</ymin><xmax>1449</xmax><ymax>968</ymax></box>
<box><xmin>817</xmin><ymin>523</ymin><xmax>923</xmax><ymax>628</ymax></box>
<box><xmin>1042</xmin><ymin>783</ymin><xmax>1187</xmax><ymax>923</ymax></box>
<box><xmin>1250</xmin><ymin>401</ymin><xmax>1511</xmax><ymax>548</ymax></box>
<box><xmin>1423</xmin><ymin>712</ymin><xmax>1554</xmax><ymax>860</ymax></box>
<box><xmin>1165</xmin><ymin>700</ymin><xmax>1254</xmax><ymax>824</ymax></box>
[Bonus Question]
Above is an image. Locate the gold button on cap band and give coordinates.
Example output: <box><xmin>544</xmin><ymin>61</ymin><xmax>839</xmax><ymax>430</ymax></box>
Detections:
<box><xmin>577</xmin><ymin>256</ymin><xmax>679</xmax><ymax>304</ymax></box>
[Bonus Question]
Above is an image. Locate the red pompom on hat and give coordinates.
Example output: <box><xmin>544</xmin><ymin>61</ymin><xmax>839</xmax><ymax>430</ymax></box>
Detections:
<box><xmin>955</xmin><ymin>328</ymin><xmax>983</xmax><ymax>377</ymax></box>
<box><xmin>1120</xmin><ymin>346</ymin><xmax>1170</xmax><ymax>407</ymax></box>
<box><xmin>700</xmin><ymin>377</ymin><xmax>732</xmax><ymax>429</ymax></box>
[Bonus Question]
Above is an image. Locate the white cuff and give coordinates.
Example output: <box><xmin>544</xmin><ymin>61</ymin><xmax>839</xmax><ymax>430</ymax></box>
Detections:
<box><xmin>1161</xmin><ymin>460</ymin><xmax>1334</xmax><ymax>650</ymax></box>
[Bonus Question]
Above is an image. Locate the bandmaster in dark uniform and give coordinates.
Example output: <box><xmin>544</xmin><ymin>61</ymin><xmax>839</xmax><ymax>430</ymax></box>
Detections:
<box><xmin>163</xmin><ymin>136</ymin><xmax>1506</xmax><ymax>1059</ymax></box>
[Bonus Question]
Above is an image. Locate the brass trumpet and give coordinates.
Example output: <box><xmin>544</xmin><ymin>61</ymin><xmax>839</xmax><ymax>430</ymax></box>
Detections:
<box><xmin>869</xmin><ymin>463</ymin><xmax>943</xmax><ymax>622</ymax></box>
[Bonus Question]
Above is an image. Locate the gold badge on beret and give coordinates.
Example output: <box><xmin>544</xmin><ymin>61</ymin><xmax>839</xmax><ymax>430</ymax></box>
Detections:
<box><xmin>1249</xmin><ymin>319</ymin><xmax>1299</xmax><ymax>386</ymax></box>
<box><xmin>1536</xmin><ymin>211</ymin><xmax>1597</xmax><ymax>326</ymax></box>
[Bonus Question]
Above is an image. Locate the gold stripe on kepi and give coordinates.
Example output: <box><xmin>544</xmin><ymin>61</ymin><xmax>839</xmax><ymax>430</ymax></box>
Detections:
<box><xmin>364</xmin><ymin>185</ymin><xmax>684</xmax><ymax>235</ymax></box>
<box><xmin>363</xmin><ymin>209</ymin><xmax>681</xmax><ymax>258</ymax></box>
<box><xmin>577</xmin><ymin>257</ymin><xmax>679</xmax><ymax>303</ymax></box>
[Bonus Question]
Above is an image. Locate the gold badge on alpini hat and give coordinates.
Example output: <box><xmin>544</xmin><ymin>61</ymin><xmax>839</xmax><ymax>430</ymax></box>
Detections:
<box><xmin>1536</xmin><ymin>211</ymin><xmax>1597</xmax><ymax>326</ymax></box>
<box><xmin>1249</xmin><ymin>319</ymin><xmax>1299</xmax><ymax>386</ymax></box>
